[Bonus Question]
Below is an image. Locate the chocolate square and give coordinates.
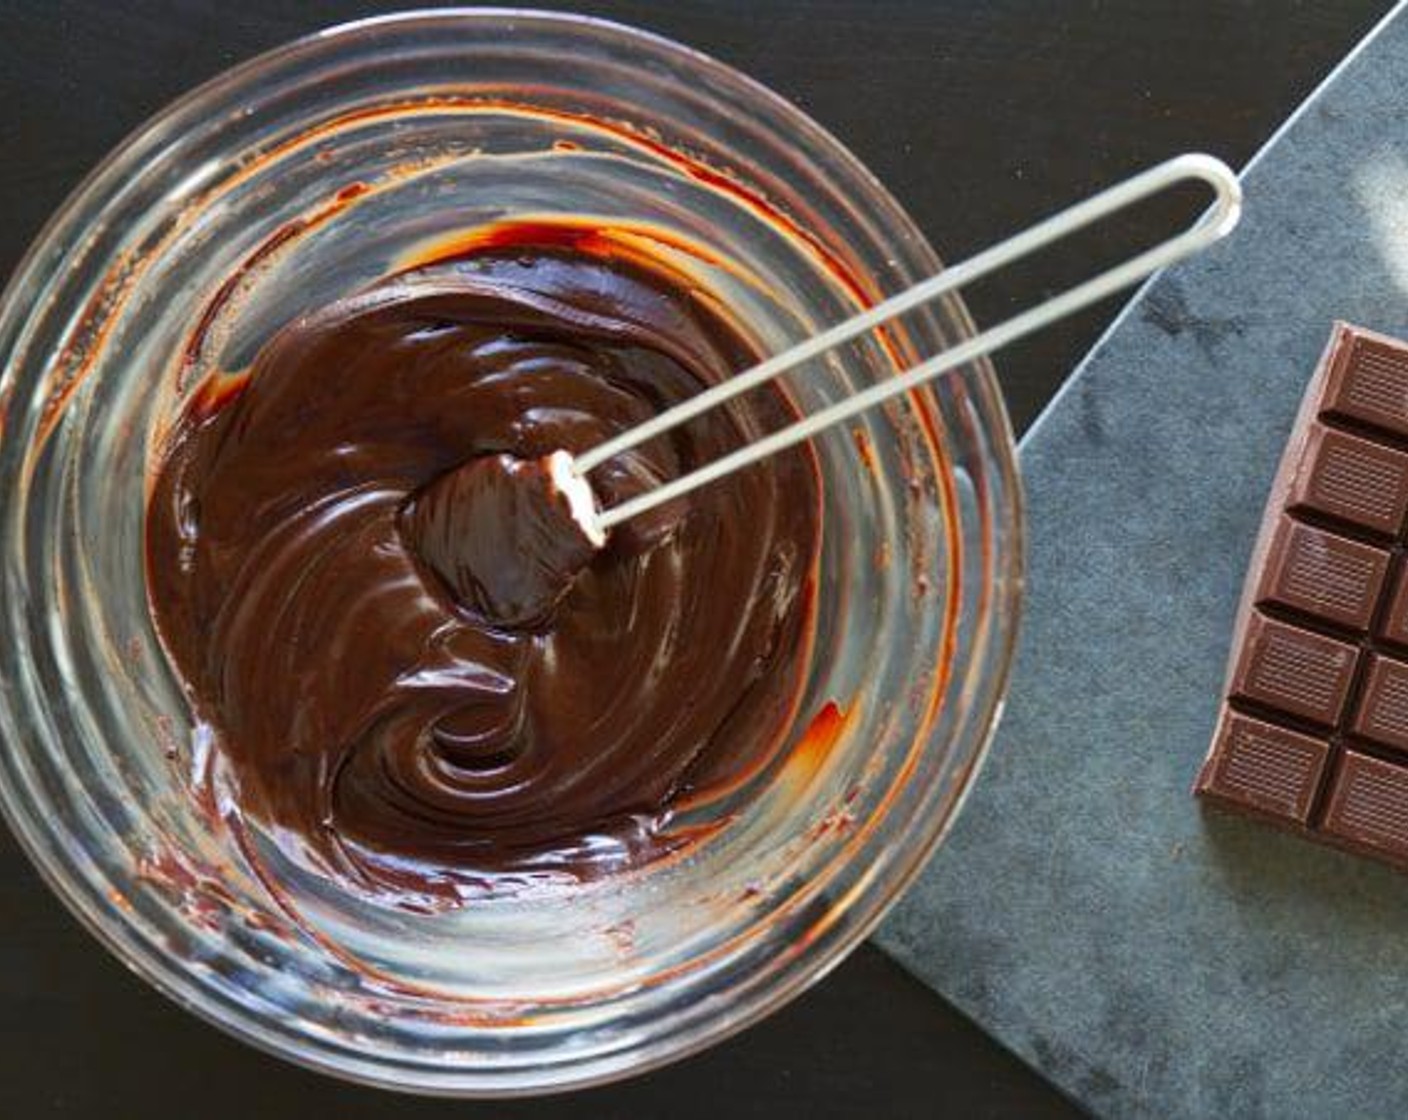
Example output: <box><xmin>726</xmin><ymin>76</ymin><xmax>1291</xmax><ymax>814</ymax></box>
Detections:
<box><xmin>1323</xmin><ymin>324</ymin><xmax>1408</xmax><ymax>438</ymax></box>
<box><xmin>1196</xmin><ymin>711</ymin><xmax>1330</xmax><ymax>823</ymax></box>
<box><xmin>1289</xmin><ymin>422</ymin><xmax>1408</xmax><ymax>537</ymax></box>
<box><xmin>1230</xmin><ymin>612</ymin><xmax>1359</xmax><ymax>727</ymax></box>
<box><xmin>1320</xmin><ymin>750</ymin><xmax>1408</xmax><ymax>864</ymax></box>
<box><xmin>1351</xmin><ymin>654</ymin><xmax>1408</xmax><ymax>753</ymax></box>
<box><xmin>1255</xmin><ymin>517</ymin><xmax>1388</xmax><ymax>631</ymax></box>
<box><xmin>1377</xmin><ymin>563</ymin><xmax>1408</xmax><ymax>649</ymax></box>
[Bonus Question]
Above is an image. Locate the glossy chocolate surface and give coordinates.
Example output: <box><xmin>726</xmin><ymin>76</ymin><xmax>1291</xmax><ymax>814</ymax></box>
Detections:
<box><xmin>147</xmin><ymin>236</ymin><xmax>821</xmax><ymax>907</ymax></box>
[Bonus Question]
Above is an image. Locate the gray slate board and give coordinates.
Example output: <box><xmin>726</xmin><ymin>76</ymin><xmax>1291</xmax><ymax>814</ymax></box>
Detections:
<box><xmin>875</xmin><ymin>6</ymin><xmax>1408</xmax><ymax>1118</ymax></box>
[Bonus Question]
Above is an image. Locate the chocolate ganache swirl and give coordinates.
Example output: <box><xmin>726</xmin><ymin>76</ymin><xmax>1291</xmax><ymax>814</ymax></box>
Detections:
<box><xmin>146</xmin><ymin>230</ymin><xmax>822</xmax><ymax>907</ymax></box>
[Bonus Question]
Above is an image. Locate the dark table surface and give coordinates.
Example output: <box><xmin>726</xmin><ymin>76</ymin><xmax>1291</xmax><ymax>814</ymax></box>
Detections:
<box><xmin>0</xmin><ymin>2</ymin><xmax>1389</xmax><ymax>1116</ymax></box>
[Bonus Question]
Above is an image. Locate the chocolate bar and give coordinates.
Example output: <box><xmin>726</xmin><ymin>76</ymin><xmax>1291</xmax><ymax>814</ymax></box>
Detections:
<box><xmin>1196</xmin><ymin>322</ymin><xmax>1408</xmax><ymax>867</ymax></box>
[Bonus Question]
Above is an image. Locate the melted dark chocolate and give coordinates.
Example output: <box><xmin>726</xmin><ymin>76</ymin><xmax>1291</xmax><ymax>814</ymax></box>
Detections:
<box><xmin>147</xmin><ymin>241</ymin><xmax>821</xmax><ymax>907</ymax></box>
<box><xmin>401</xmin><ymin>451</ymin><xmax>599</xmax><ymax>628</ymax></box>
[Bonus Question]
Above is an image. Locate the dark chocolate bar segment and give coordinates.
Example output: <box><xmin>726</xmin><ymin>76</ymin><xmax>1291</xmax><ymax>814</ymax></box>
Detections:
<box><xmin>1228</xmin><ymin>613</ymin><xmax>1358</xmax><ymax>727</ymax></box>
<box><xmin>1288</xmin><ymin>422</ymin><xmax>1408</xmax><ymax>536</ymax></box>
<box><xmin>1323</xmin><ymin>326</ymin><xmax>1408</xmax><ymax>438</ymax></box>
<box><xmin>1197</xmin><ymin>711</ymin><xmax>1329</xmax><ymax>823</ymax></box>
<box><xmin>1350</xmin><ymin>655</ymin><xmax>1408</xmax><ymax>753</ymax></box>
<box><xmin>1377</xmin><ymin>564</ymin><xmax>1408</xmax><ymax>649</ymax></box>
<box><xmin>1321</xmin><ymin>750</ymin><xmax>1408</xmax><ymax>863</ymax></box>
<box><xmin>1255</xmin><ymin>517</ymin><xmax>1388</xmax><ymax>631</ymax></box>
<box><xmin>1197</xmin><ymin>323</ymin><xmax>1408</xmax><ymax>873</ymax></box>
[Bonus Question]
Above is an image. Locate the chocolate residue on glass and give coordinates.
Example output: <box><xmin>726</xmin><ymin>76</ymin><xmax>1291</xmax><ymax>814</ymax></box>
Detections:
<box><xmin>146</xmin><ymin>231</ymin><xmax>822</xmax><ymax>908</ymax></box>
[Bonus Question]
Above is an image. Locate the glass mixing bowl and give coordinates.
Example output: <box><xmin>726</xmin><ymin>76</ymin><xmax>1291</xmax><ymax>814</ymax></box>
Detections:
<box><xmin>0</xmin><ymin>9</ymin><xmax>1021</xmax><ymax>1096</ymax></box>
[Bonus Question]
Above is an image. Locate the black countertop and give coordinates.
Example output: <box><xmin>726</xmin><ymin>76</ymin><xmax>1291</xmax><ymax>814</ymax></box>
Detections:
<box><xmin>0</xmin><ymin>2</ymin><xmax>1386</xmax><ymax>1116</ymax></box>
